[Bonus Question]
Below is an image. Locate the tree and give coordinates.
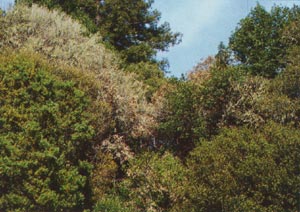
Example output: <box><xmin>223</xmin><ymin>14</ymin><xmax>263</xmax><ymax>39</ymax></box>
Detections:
<box><xmin>215</xmin><ymin>42</ymin><xmax>231</xmax><ymax>70</ymax></box>
<box><xmin>114</xmin><ymin>152</ymin><xmax>187</xmax><ymax>212</ymax></box>
<box><xmin>1</xmin><ymin>3</ymin><xmax>158</xmax><ymax>144</ymax></box>
<box><xmin>97</xmin><ymin>0</ymin><xmax>181</xmax><ymax>64</ymax></box>
<box><xmin>19</xmin><ymin>0</ymin><xmax>99</xmax><ymax>32</ymax></box>
<box><xmin>184</xmin><ymin>123</ymin><xmax>300</xmax><ymax>211</ymax></box>
<box><xmin>20</xmin><ymin>0</ymin><xmax>181</xmax><ymax>65</ymax></box>
<box><xmin>199</xmin><ymin>67</ymin><xmax>246</xmax><ymax>135</ymax></box>
<box><xmin>157</xmin><ymin>79</ymin><xmax>205</xmax><ymax>156</ymax></box>
<box><xmin>0</xmin><ymin>8</ymin><xmax>4</xmax><ymax>16</ymax></box>
<box><xmin>229</xmin><ymin>4</ymin><xmax>300</xmax><ymax>78</ymax></box>
<box><xmin>0</xmin><ymin>53</ymin><xmax>95</xmax><ymax>211</ymax></box>
<box><xmin>278</xmin><ymin>17</ymin><xmax>300</xmax><ymax>100</ymax></box>
<box><xmin>124</xmin><ymin>61</ymin><xmax>166</xmax><ymax>100</ymax></box>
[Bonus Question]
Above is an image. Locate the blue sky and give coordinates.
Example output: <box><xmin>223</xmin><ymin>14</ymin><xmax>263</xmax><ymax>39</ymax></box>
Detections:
<box><xmin>1</xmin><ymin>0</ymin><xmax>299</xmax><ymax>76</ymax></box>
<box><xmin>153</xmin><ymin>0</ymin><xmax>299</xmax><ymax>76</ymax></box>
<box><xmin>0</xmin><ymin>0</ymin><xmax>13</xmax><ymax>11</ymax></box>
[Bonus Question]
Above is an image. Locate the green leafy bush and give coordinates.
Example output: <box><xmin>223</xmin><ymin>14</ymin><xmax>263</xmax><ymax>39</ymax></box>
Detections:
<box><xmin>0</xmin><ymin>4</ymin><xmax>158</xmax><ymax>150</ymax></box>
<box><xmin>0</xmin><ymin>53</ymin><xmax>96</xmax><ymax>211</ymax></box>
<box><xmin>157</xmin><ymin>80</ymin><xmax>205</xmax><ymax>156</ymax></box>
<box><xmin>93</xmin><ymin>151</ymin><xmax>188</xmax><ymax>212</ymax></box>
<box><xmin>93</xmin><ymin>195</ymin><xmax>133</xmax><ymax>212</ymax></box>
<box><xmin>199</xmin><ymin>67</ymin><xmax>246</xmax><ymax>134</ymax></box>
<box><xmin>184</xmin><ymin>123</ymin><xmax>300</xmax><ymax>211</ymax></box>
<box><xmin>117</xmin><ymin>152</ymin><xmax>187</xmax><ymax>212</ymax></box>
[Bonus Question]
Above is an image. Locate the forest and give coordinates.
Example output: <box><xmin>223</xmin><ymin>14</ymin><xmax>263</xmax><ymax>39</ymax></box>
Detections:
<box><xmin>0</xmin><ymin>0</ymin><xmax>300</xmax><ymax>211</ymax></box>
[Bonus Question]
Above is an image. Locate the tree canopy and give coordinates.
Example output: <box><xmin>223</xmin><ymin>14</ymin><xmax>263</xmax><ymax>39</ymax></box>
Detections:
<box><xmin>21</xmin><ymin>0</ymin><xmax>181</xmax><ymax>65</ymax></box>
<box><xmin>1</xmin><ymin>2</ymin><xmax>300</xmax><ymax>212</ymax></box>
<box><xmin>229</xmin><ymin>4</ymin><xmax>300</xmax><ymax>78</ymax></box>
<box><xmin>0</xmin><ymin>53</ymin><xmax>95</xmax><ymax>211</ymax></box>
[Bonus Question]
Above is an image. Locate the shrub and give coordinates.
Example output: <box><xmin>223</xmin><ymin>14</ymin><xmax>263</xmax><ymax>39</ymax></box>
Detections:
<box><xmin>0</xmin><ymin>3</ymin><xmax>157</xmax><ymax>149</ymax></box>
<box><xmin>118</xmin><ymin>152</ymin><xmax>187</xmax><ymax>212</ymax></box>
<box><xmin>0</xmin><ymin>53</ymin><xmax>95</xmax><ymax>211</ymax></box>
<box><xmin>157</xmin><ymin>80</ymin><xmax>205</xmax><ymax>156</ymax></box>
<box><xmin>184</xmin><ymin>123</ymin><xmax>300</xmax><ymax>211</ymax></box>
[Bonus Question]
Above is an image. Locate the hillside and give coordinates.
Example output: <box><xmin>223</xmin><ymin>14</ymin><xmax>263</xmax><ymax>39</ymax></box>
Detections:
<box><xmin>0</xmin><ymin>2</ymin><xmax>300</xmax><ymax>212</ymax></box>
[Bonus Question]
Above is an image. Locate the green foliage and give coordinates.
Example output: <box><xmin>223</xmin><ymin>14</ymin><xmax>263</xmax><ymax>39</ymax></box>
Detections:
<box><xmin>158</xmin><ymin>67</ymin><xmax>259</xmax><ymax>153</ymax></box>
<box><xmin>277</xmin><ymin>22</ymin><xmax>300</xmax><ymax>99</ymax></box>
<box><xmin>191</xmin><ymin>65</ymin><xmax>299</xmax><ymax>132</ymax></box>
<box><xmin>91</xmin><ymin>151</ymin><xmax>118</xmax><ymax>202</ymax></box>
<box><xmin>0</xmin><ymin>4</ymin><xmax>115</xmax><ymax>71</ymax></box>
<box><xmin>256</xmin><ymin>85</ymin><xmax>300</xmax><ymax>127</ymax></box>
<box><xmin>117</xmin><ymin>152</ymin><xmax>187</xmax><ymax>212</ymax></box>
<box><xmin>20</xmin><ymin>0</ymin><xmax>98</xmax><ymax>32</ymax></box>
<box><xmin>0</xmin><ymin>53</ymin><xmax>95</xmax><ymax>211</ymax></box>
<box><xmin>229</xmin><ymin>4</ymin><xmax>300</xmax><ymax>78</ymax></box>
<box><xmin>0</xmin><ymin>8</ymin><xmax>4</xmax><ymax>16</ymax></box>
<box><xmin>93</xmin><ymin>195</ymin><xmax>133</xmax><ymax>212</ymax></box>
<box><xmin>20</xmin><ymin>0</ymin><xmax>181</xmax><ymax>65</ymax></box>
<box><xmin>215</xmin><ymin>42</ymin><xmax>231</xmax><ymax>70</ymax></box>
<box><xmin>247</xmin><ymin>50</ymin><xmax>300</xmax><ymax>127</ymax></box>
<box><xmin>214</xmin><ymin>73</ymin><xmax>295</xmax><ymax>128</ymax></box>
<box><xmin>187</xmin><ymin>64</ymin><xmax>299</xmax><ymax>137</ymax></box>
<box><xmin>158</xmin><ymin>80</ymin><xmax>205</xmax><ymax>156</ymax></box>
<box><xmin>276</xmin><ymin>57</ymin><xmax>300</xmax><ymax>100</ymax></box>
<box><xmin>97</xmin><ymin>0</ymin><xmax>181</xmax><ymax>64</ymax></box>
<box><xmin>0</xmin><ymin>3</ymin><xmax>158</xmax><ymax>144</ymax></box>
<box><xmin>199</xmin><ymin>67</ymin><xmax>246</xmax><ymax>134</ymax></box>
<box><xmin>184</xmin><ymin>123</ymin><xmax>300</xmax><ymax>212</ymax></box>
<box><xmin>124</xmin><ymin>61</ymin><xmax>166</xmax><ymax>100</ymax></box>
<box><xmin>2</xmin><ymin>2</ymin><xmax>300</xmax><ymax>212</ymax></box>
<box><xmin>217</xmin><ymin>75</ymin><xmax>267</xmax><ymax>128</ymax></box>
